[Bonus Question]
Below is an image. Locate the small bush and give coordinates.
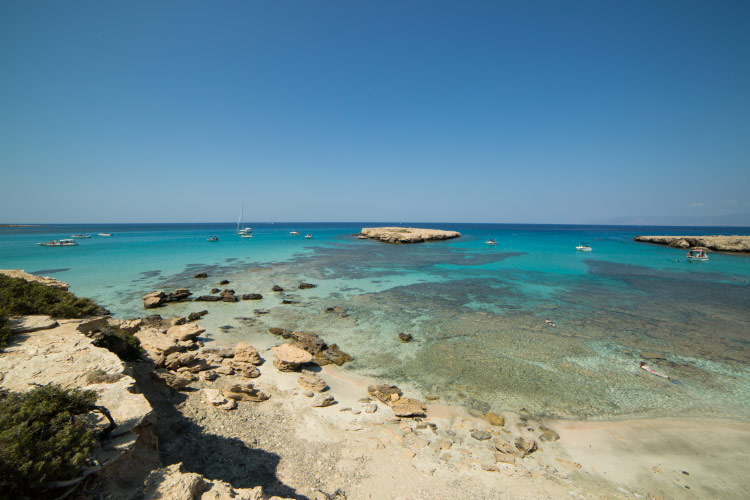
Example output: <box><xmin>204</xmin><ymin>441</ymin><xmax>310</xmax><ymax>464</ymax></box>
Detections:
<box><xmin>0</xmin><ymin>274</ymin><xmax>107</xmax><ymax>349</ymax></box>
<box><xmin>0</xmin><ymin>385</ymin><xmax>98</xmax><ymax>498</ymax></box>
<box><xmin>0</xmin><ymin>307</ymin><xmax>9</xmax><ymax>348</ymax></box>
<box><xmin>0</xmin><ymin>274</ymin><xmax>105</xmax><ymax>319</ymax></box>
<box><xmin>92</xmin><ymin>325</ymin><xmax>143</xmax><ymax>361</ymax></box>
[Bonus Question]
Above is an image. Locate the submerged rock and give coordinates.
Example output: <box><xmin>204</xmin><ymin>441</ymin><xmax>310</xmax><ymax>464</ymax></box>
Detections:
<box><xmin>272</xmin><ymin>285</ymin><xmax>284</xmax><ymax>292</ymax></box>
<box><xmin>195</xmin><ymin>295</ymin><xmax>222</xmax><ymax>302</ymax></box>
<box><xmin>194</xmin><ymin>272</ymin><xmax>208</xmax><ymax>278</ymax></box>
<box><xmin>241</xmin><ymin>293</ymin><xmax>263</xmax><ymax>300</ymax></box>
<box><xmin>485</xmin><ymin>412</ymin><xmax>505</xmax><ymax>427</ymax></box>
<box><xmin>298</xmin><ymin>282</ymin><xmax>317</xmax><ymax>289</ymax></box>
<box><xmin>398</xmin><ymin>332</ymin><xmax>413</xmax><ymax>343</ymax></box>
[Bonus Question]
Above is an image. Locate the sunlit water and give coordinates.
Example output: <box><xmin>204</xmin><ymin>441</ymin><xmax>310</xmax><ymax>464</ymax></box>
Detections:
<box><xmin>2</xmin><ymin>223</ymin><xmax>749</xmax><ymax>420</ymax></box>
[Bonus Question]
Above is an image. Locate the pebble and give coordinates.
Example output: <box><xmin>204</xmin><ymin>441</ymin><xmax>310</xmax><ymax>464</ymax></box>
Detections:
<box><xmin>303</xmin><ymin>390</ymin><xmax>314</xmax><ymax>397</ymax></box>
<box><xmin>363</xmin><ymin>404</ymin><xmax>377</xmax><ymax>413</ymax></box>
<box><xmin>471</xmin><ymin>430</ymin><xmax>492</xmax><ymax>441</ymax></box>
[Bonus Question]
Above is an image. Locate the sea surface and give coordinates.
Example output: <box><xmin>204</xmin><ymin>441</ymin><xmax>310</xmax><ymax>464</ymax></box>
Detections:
<box><xmin>2</xmin><ymin>222</ymin><xmax>749</xmax><ymax>421</ymax></box>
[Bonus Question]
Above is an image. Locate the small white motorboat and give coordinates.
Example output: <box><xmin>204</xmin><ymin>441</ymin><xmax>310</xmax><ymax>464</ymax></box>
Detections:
<box><xmin>305</xmin><ymin>233</ymin><xmax>312</xmax><ymax>239</ymax></box>
<box><xmin>207</xmin><ymin>236</ymin><xmax>219</xmax><ymax>242</ymax></box>
<box><xmin>37</xmin><ymin>239</ymin><xmax>78</xmax><ymax>246</ymax></box>
<box><xmin>686</xmin><ymin>247</ymin><xmax>709</xmax><ymax>262</ymax></box>
<box><xmin>290</xmin><ymin>230</ymin><xmax>300</xmax><ymax>235</ymax></box>
<box><xmin>98</xmin><ymin>233</ymin><xmax>113</xmax><ymax>237</ymax></box>
<box><xmin>71</xmin><ymin>234</ymin><xmax>91</xmax><ymax>238</ymax></box>
<box><xmin>485</xmin><ymin>239</ymin><xmax>497</xmax><ymax>245</ymax></box>
<box><xmin>576</xmin><ymin>243</ymin><xmax>592</xmax><ymax>252</ymax></box>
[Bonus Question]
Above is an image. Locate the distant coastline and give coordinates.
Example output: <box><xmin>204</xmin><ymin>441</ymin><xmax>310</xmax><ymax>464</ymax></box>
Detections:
<box><xmin>0</xmin><ymin>224</ymin><xmax>44</xmax><ymax>227</ymax></box>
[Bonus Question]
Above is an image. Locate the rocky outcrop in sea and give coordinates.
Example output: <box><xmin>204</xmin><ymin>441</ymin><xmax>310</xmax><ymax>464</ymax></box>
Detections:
<box><xmin>634</xmin><ymin>235</ymin><xmax>750</xmax><ymax>252</ymax></box>
<box><xmin>359</xmin><ymin>227</ymin><xmax>461</xmax><ymax>244</ymax></box>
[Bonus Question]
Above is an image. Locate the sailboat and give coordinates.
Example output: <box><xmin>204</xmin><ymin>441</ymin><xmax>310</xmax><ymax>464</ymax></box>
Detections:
<box><xmin>237</xmin><ymin>203</ymin><xmax>252</xmax><ymax>235</ymax></box>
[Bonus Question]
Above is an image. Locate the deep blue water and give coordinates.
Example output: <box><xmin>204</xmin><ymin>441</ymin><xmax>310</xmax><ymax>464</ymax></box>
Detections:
<box><xmin>2</xmin><ymin>222</ymin><xmax>749</xmax><ymax>420</ymax></box>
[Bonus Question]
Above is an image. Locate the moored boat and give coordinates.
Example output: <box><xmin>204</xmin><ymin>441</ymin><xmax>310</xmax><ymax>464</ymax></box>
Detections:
<box><xmin>485</xmin><ymin>239</ymin><xmax>497</xmax><ymax>245</ymax></box>
<box><xmin>237</xmin><ymin>203</ymin><xmax>251</xmax><ymax>235</ymax></box>
<box><xmin>71</xmin><ymin>234</ymin><xmax>91</xmax><ymax>238</ymax></box>
<box><xmin>576</xmin><ymin>243</ymin><xmax>592</xmax><ymax>252</ymax></box>
<box><xmin>98</xmin><ymin>233</ymin><xmax>113</xmax><ymax>237</ymax></box>
<box><xmin>37</xmin><ymin>239</ymin><xmax>78</xmax><ymax>246</ymax></box>
<box><xmin>207</xmin><ymin>236</ymin><xmax>219</xmax><ymax>242</ymax></box>
<box><xmin>290</xmin><ymin>230</ymin><xmax>300</xmax><ymax>235</ymax></box>
<box><xmin>305</xmin><ymin>233</ymin><xmax>312</xmax><ymax>239</ymax></box>
<box><xmin>686</xmin><ymin>247</ymin><xmax>709</xmax><ymax>262</ymax></box>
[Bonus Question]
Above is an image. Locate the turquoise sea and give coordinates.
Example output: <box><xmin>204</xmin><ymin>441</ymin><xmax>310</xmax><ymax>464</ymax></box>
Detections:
<box><xmin>2</xmin><ymin>223</ymin><xmax>749</xmax><ymax>421</ymax></box>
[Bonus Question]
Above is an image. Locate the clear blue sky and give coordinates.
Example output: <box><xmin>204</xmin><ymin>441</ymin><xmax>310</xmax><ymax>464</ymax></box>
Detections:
<box><xmin>1</xmin><ymin>1</ymin><xmax>748</xmax><ymax>224</ymax></box>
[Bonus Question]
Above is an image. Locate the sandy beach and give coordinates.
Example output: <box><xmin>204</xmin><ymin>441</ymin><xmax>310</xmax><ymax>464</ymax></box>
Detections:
<box><xmin>132</xmin><ymin>334</ymin><xmax>750</xmax><ymax>500</ymax></box>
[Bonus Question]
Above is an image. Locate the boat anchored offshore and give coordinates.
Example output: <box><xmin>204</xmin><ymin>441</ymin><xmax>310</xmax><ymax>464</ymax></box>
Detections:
<box><xmin>207</xmin><ymin>236</ymin><xmax>219</xmax><ymax>242</ymax></box>
<box><xmin>576</xmin><ymin>243</ymin><xmax>592</xmax><ymax>252</ymax></box>
<box><xmin>37</xmin><ymin>239</ymin><xmax>78</xmax><ymax>246</ymax></box>
<box><xmin>237</xmin><ymin>203</ymin><xmax>251</xmax><ymax>235</ymax></box>
<box><xmin>305</xmin><ymin>233</ymin><xmax>312</xmax><ymax>239</ymax></box>
<box><xmin>686</xmin><ymin>247</ymin><xmax>709</xmax><ymax>262</ymax></box>
<box><xmin>485</xmin><ymin>239</ymin><xmax>497</xmax><ymax>245</ymax></box>
<box><xmin>290</xmin><ymin>230</ymin><xmax>300</xmax><ymax>235</ymax></box>
<box><xmin>71</xmin><ymin>234</ymin><xmax>91</xmax><ymax>238</ymax></box>
<box><xmin>98</xmin><ymin>233</ymin><xmax>112</xmax><ymax>237</ymax></box>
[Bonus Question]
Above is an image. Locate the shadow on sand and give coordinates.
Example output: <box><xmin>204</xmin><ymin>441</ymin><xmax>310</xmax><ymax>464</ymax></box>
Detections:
<box><xmin>131</xmin><ymin>362</ymin><xmax>309</xmax><ymax>500</ymax></box>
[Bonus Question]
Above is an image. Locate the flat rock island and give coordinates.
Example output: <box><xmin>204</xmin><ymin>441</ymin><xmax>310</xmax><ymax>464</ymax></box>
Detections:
<box><xmin>360</xmin><ymin>227</ymin><xmax>461</xmax><ymax>244</ymax></box>
<box><xmin>634</xmin><ymin>235</ymin><xmax>750</xmax><ymax>253</ymax></box>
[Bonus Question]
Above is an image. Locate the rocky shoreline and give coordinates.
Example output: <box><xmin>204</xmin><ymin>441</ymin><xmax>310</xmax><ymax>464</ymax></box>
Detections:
<box><xmin>634</xmin><ymin>235</ymin><xmax>750</xmax><ymax>253</ymax></box>
<box><xmin>2</xmin><ymin>271</ymin><xmax>750</xmax><ymax>499</ymax></box>
<box><xmin>358</xmin><ymin>227</ymin><xmax>461</xmax><ymax>244</ymax></box>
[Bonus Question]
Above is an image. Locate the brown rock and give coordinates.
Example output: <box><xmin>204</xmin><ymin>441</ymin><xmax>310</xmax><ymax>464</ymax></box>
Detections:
<box><xmin>492</xmin><ymin>437</ymin><xmax>516</xmax><ymax>455</ymax></box>
<box><xmin>298</xmin><ymin>282</ymin><xmax>317</xmax><ymax>289</ymax></box>
<box><xmin>323</xmin><ymin>344</ymin><xmax>353</xmax><ymax>365</ymax></box>
<box><xmin>297</xmin><ymin>372</ymin><xmax>328</xmax><ymax>392</ymax></box>
<box><xmin>272</xmin><ymin>285</ymin><xmax>284</xmax><ymax>292</ymax></box>
<box><xmin>311</xmin><ymin>394</ymin><xmax>336</xmax><ymax>407</ymax></box>
<box><xmin>152</xmin><ymin>370</ymin><xmax>192</xmax><ymax>391</ymax></box>
<box><xmin>164</xmin><ymin>352</ymin><xmax>197</xmax><ymax>371</ymax></box>
<box><xmin>166</xmin><ymin>323</ymin><xmax>205</xmax><ymax>342</ymax></box>
<box><xmin>230</xmin><ymin>361</ymin><xmax>260</xmax><ymax>378</ymax></box>
<box><xmin>514</xmin><ymin>437</ymin><xmax>538</xmax><ymax>457</ymax></box>
<box><xmin>194</xmin><ymin>272</ymin><xmax>208</xmax><ymax>278</ymax></box>
<box><xmin>368</xmin><ymin>384</ymin><xmax>403</xmax><ymax>404</ymax></box>
<box><xmin>539</xmin><ymin>425</ymin><xmax>559</xmax><ymax>442</ymax></box>
<box><xmin>272</xmin><ymin>343</ymin><xmax>313</xmax><ymax>371</ymax></box>
<box><xmin>390</xmin><ymin>397</ymin><xmax>426</xmax><ymax>418</ymax></box>
<box><xmin>144</xmin><ymin>296</ymin><xmax>164</xmax><ymax>309</ymax></box>
<box><xmin>398</xmin><ymin>332</ymin><xmax>413</xmax><ymax>343</ymax></box>
<box><xmin>485</xmin><ymin>412</ymin><xmax>505</xmax><ymax>427</ymax></box>
<box><xmin>289</xmin><ymin>331</ymin><xmax>327</xmax><ymax>355</ymax></box>
<box><xmin>269</xmin><ymin>327</ymin><xmax>291</xmax><ymax>337</ymax></box>
<box><xmin>223</xmin><ymin>383</ymin><xmax>269</xmax><ymax>402</ymax></box>
<box><xmin>234</xmin><ymin>342</ymin><xmax>262</xmax><ymax>365</ymax></box>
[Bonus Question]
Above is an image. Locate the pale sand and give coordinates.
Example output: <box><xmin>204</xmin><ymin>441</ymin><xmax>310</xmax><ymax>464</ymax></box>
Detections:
<box><xmin>239</xmin><ymin>347</ymin><xmax>750</xmax><ymax>499</ymax></box>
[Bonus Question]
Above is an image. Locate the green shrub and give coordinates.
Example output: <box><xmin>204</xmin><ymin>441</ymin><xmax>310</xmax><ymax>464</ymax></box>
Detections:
<box><xmin>0</xmin><ymin>274</ymin><xmax>104</xmax><ymax>319</ymax></box>
<box><xmin>0</xmin><ymin>274</ymin><xmax>106</xmax><ymax>349</ymax></box>
<box><xmin>0</xmin><ymin>385</ymin><xmax>98</xmax><ymax>498</ymax></box>
<box><xmin>92</xmin><ymin>325</ymin><xmax>143</xmax><ymax>361</ymax></box>
<box><xmin>0</xmin><ymin>307</ymin><xmax>9</xmax><ymax>348</ymax></box>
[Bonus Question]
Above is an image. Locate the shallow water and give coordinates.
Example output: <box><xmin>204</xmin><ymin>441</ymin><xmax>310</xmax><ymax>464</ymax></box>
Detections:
<box><xmin>2</xmin><ymin>222</ymin><xmax>749</xmax><ymax>420</ymax></box>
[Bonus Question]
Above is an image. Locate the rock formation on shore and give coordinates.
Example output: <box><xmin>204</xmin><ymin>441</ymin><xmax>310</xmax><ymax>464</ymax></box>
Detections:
<box><xmin>0</xmin><ymin>269</ymin><xmax>69</xmax><ymax>289</ymax></box>
<box><xmin>634</xmin><ymin>235</ymin><xmax>750</xmax><ymax>252</ymax></box>
<box><xmin>359</xmin><ymin>227</ymin><xmax>461</xmax><ymax>244</ymax></box>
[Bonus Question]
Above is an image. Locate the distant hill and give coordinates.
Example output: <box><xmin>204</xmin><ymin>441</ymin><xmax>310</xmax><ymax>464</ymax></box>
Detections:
<box><xmin>592</xmin><ymin>213</ymin><xmax>750</xmax><ymax>227</ymax></box>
